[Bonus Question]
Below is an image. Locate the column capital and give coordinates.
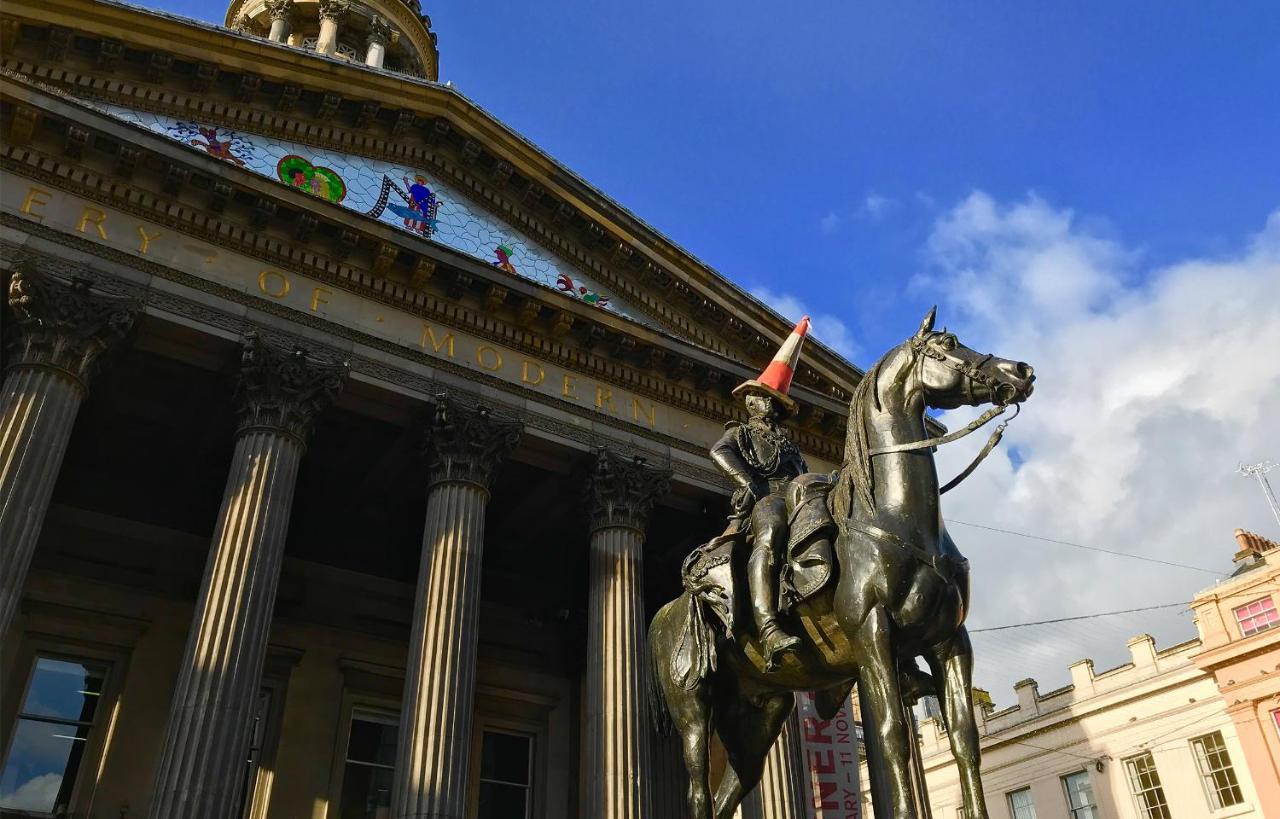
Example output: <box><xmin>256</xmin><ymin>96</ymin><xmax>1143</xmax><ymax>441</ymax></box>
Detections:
<box><xmin>5</xmin><ymin>265</ymin><xmax>138</xmax><ymax>394</ymax></box>
<box><xmin>586</xmin><ymin>448</ymin><xmax>670</xmax><ymax>534</ymax></box>
<box><xmin>423</xmin><ymin>396</ymin><xmax>521</xmax><ymax>492</ymax></box>
<box><xmin>317</xmin><ymin>0</ymin><xmax>350</xmax><ymax>22</ymax></box>
<box><xmin>367</xmin><ymin>15</ymin><xmax>393</xmax><ymax>48</ymax></box>
<box><xmin>235</xmin><ymin>333</ymin><xmax>347</xmax><ymax>445</ymax></box>
<box><xmin>263</xmin><ymin>0</ymin><xmax>293</xmax><ymax>22</ymax></box>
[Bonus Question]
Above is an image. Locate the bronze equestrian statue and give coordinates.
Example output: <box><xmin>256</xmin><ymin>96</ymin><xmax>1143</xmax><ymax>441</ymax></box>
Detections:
<box><xmin>649</xmin><ymin>308</ymin><xmax>1035</xmax><ymax>819</ymax></box>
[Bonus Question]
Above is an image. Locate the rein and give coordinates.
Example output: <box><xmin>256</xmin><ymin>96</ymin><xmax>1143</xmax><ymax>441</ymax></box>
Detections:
<box><xmin>867</xmin><ymin>336</ymin><xmax>1022</xmax><ymax>493</ymax></box>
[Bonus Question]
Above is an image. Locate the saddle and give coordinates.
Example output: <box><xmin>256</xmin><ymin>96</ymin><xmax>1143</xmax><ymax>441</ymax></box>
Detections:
<box><xmin>672</xmin><ymin>472</ymin><xmax>837</xmax><ymax>689</ymax></box>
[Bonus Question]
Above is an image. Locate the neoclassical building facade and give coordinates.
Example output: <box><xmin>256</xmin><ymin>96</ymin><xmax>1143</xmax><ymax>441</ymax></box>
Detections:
<box><xmin>0</xmin><ymin>1</ymin><xmax>862</xmax><ymax>817</ymax></box>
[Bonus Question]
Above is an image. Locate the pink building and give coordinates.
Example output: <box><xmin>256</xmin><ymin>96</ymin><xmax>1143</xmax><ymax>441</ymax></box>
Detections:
<box><xmin>1190</xmin><ymin>528</ymin><xmax>1280</xmax><ymax>813</ymax></box>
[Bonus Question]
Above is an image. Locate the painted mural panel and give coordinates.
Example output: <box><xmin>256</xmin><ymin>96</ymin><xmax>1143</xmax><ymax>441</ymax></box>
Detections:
<box><xmin>99</xmin><ymin>105</ymin><xmax>650</xmax><ymax>326</ymax></box>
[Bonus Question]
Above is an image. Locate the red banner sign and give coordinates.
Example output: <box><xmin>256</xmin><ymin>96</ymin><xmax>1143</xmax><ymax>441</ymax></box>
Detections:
<box><xmin>797</xmin><ymin>691</ymin><xmax>863</xmax><ymax>819</ymax></box>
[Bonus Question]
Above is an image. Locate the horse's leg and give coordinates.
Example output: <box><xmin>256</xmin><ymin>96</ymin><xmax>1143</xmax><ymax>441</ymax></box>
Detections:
<box><xmin>925</xmin><ymin>626</ymin><xmax>988</xmax><ymax>819</ymax></box>
<box><xmin>852</xmin><ymin>606</ymin><xmax>917</xmax><ymax>819</ymax></box>
<box><xmin>650</xmin><ymin>600</ymin><xmax>715</xmax><ymax>819</ymax></box>
<box><xmin>713</xmin><ymin>692</ymin><xmax>793</xmax><ymax>819</ymax></box>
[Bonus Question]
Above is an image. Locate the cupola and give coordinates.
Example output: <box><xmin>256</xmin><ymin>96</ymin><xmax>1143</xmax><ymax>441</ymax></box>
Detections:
<box><xmin>224</xmin><ymin>0</ymin><xmax>439</xmax><ymax>79</ymax></box>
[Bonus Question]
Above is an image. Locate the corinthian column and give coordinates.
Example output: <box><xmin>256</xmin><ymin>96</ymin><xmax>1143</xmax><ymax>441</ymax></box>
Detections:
<box><xmin>315</xmin><ymin>0</ymin><xmax>349</xmax><ymax>56</ymax></box>
<box><xmin>750</xmin><ymin>711</ymin><xmax>808</xmax><ymax>819</ymax></box>
<box><xmin>365</xmin><ymin>15</ymin><xmax>392</xmax><ymax>67</ymax></box>
<box><xmin>392</xmin><ymin>398</ymin><xmax>520</xmax><ymax>819</ymax></box>
<box><xmin>147</xmin><ymin>335</ymin><xmax>345</xmax><ymax>819</ymax></box>
<box><xmin>0</xmin><ymin>267</ymin><xmax>136</xmax><ymax>634</ymax></box>
<box><xmin>585</xmin><ymin>449</ymin><xmax>670</xmax><ymax>819</ymax></box>
<box><xmin>264</xmin><ymin>0</ymin><xmax>292</xmax><ymax>42</ymax></box>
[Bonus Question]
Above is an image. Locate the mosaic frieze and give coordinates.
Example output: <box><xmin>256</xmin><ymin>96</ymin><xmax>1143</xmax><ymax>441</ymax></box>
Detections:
<box><xmin>100</xmin><ymin>105</ymin><xmax>644</xmax><ymax>325</ymax></box>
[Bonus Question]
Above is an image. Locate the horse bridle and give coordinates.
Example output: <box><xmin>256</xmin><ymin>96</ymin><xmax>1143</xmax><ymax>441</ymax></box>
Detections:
<box><xmin>868</xmin><ymin>333</ymin><xmax>1020</xmax><ymax>494</ymax></box>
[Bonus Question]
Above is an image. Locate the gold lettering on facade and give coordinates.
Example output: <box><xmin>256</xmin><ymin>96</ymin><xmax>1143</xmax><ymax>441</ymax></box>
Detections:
<box><xmin>562</xmin><ymin>374</ymin><xmax>578</xmax><ymax>399</ymax></box>
<box><xmin>20</xmin><ymin>187</ymin><xmax>51</xmax><ymax>222</ymax></box>
<box><xmin>476</xmin><ymin>346</ymin><xmax>503</xmax><ymax>372</ymax></box>
<box><xmin>257</xmin><ymin>270</ymin><xmax>291</xmax><ymax>298</ymax></box>
<box><xmin>521</xmin><ymin>360</ymin><xmax>545</xmax><ymax>386</ymax></box>
<box><xmin>77</xmin><ymin>206</ymin><xmax>109</xmax><ymax>240</ymax></box>
<box><xmin>136</xmin><ymin>225</ymin><xmax>162</xmax><ymax>254</ymax></box>
<box><xmin>420</xmin><ymin>324</ymin><xmax>455</xmax><ymax>357</ymax></box>
<box><xmin>631</xmin><ymin>397</ymin><xmax>657</xmax><ymax>428</ymax></box>
<box><xmin>595</xmin><ymin>385</ymin><xmax>617</xmax><ymax>414</ymax></box>
<box><xmin>310</xmin><ymin>287</ymin><xmax>332</xmax><ymax>311</ymax></box>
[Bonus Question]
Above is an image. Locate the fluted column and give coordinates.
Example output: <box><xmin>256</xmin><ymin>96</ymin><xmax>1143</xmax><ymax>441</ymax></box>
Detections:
<box><xmin>750</xmin><ymin>711</ymin><xmax>808</xmax><ymax>819</ymax></box>
<box><xmin>392</xmin><ymin>398</ymin><xmax>520</xmax><ymax>819</ymax></box>
<box><xmin>264</xmin><ymin>0</ymin><xmax>292</xmax><ymax>42</ymax></box>
<box><xmin>315</xmin><ymin>0</ymin><xmax>348</xmax><ymax>56</ymax></box>
<box><xmin>147</xmin><ymin>335</ymin><xmax>345</xmax><ymax>819</ymax></box>
<box><xmin>0</xmin><ymin>267</ymin><xmax>136</xmax><ymax>634</ymax></box>
<box><xmin>365</xmin><ymin>15</ymin><xmax>392</xmax><ymax>67</ymax></box>
<box><xmin>585</xmin><ymin>449</ymin><xmax>670</xmax><ymax>819</ymax></box>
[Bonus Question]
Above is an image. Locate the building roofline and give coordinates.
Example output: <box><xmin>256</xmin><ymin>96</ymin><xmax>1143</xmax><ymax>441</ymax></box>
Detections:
<box><xmin>54</xmin><ymin>0</ymin><xmax>868</xmax><ymax>391</ymax></box>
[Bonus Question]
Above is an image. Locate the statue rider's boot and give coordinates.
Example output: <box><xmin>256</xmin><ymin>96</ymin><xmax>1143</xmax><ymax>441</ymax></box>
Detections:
<box><xmin>748</xmin><ymin>545</ymin><xmax>801</xmax><ymax>671</ymax></box>
<box><xmin>759</xmin><ymin>618</ymin><xmax>801</xmax><ymax>671</ymax></box>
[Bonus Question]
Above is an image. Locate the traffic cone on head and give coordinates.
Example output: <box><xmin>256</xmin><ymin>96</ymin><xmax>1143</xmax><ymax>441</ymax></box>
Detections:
<box><xmin>732</xmin><ymin>316</ymin><xmax>810</xmax><ymax>416</ymax></box>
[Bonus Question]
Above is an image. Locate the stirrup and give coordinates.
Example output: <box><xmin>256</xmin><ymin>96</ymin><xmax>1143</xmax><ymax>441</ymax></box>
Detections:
<box><xmin>761</xmin><ymin>623</ymin><xmax>801</xmax><ymax>671</ymax></box>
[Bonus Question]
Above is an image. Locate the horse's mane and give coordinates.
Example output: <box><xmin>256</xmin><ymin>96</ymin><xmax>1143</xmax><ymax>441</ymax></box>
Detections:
<box><xmin>831</xmin><ymin>345</ymin><xmax>898</xmax><ymax>521</ymax></box>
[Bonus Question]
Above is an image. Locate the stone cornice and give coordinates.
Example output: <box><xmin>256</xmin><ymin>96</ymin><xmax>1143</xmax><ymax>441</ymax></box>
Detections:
<box><xmin>0</xmin><ymin>0</ymin><xmax>873</xmax><ymax>409</ymax></box>
<box><xmin>0</xmin><ymin>72</ymin><xmax>853</xmax><ymax>462</ymax></box>
<box><xmin>0</xmin><ymin>235</ymin><xmax>737</xmax><ymax>492</ymax></box>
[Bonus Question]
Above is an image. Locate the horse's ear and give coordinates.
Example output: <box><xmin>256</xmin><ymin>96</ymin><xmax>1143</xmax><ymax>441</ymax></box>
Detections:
<box><xmin>917</xmin><ymin>305</ymin><xmax>937</xmax><ymax>337</ymax></box>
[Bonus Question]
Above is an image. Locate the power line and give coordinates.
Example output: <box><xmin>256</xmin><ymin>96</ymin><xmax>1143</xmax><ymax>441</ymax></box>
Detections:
<box><xmin>969</xmin><ymin>601</ymin><xmax>1189</xmax><ymax>634</ymax></box>
<box><xmin>946</xmin><ymin>519</ymin><xmax>1226</xmax><ymax>576</ymax></box>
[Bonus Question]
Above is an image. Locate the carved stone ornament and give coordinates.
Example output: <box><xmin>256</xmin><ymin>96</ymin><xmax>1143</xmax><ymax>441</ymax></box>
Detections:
<box><xmin>4</xmin><ymin>264</ymin><xmax>139</xmax><ymax>394</ymax></box>
<box><xmin>234</xmin><ymin>332</ymin><xmax>348</xmax><ymax>445</ymax></box>
<box><xmin>366</xmin><ymin>15</ymin><xmax>393</xmax><ymax>47</ymax></box>
<box><xmin>586</xmin><ymin>448</ymin><xmax>671</xmax><ymax>533</ymax></box>
<box><xmin>422</xmin><ymin>395</ymin><xmax>521</xmax><ymax>492</ymax></box>
<box><xmin>264</xmin><ymin>0</ymin><xmax>293</xmax><ymax>22</ymax></box>
<box><xmin>317</xmin><ymin>0</ymin><xmax>351</xmax><ymax>22</ymax></box>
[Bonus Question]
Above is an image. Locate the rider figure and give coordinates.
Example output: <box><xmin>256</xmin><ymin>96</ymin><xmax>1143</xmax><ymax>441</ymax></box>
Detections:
<box><xmin>712</xmin><ymin>316</ymin><xmax>812</xmax><ymax>670</ymax></box>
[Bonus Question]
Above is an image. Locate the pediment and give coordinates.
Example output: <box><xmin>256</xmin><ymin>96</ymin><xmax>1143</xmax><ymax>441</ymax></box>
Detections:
<box><xmin>97</xmin><ymin>104</ymin><xmax>671</xmax><ymax>336</ymax></box>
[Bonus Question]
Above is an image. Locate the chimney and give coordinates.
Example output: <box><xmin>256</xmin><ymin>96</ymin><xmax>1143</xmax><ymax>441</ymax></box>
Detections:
<box><xmin>1013</xmin><ymin>678</ymin><xmax>1040</xmax><ymax>715</ymax></box>
<box><xmin>1232</xmin><ymin>528</ymin><xmax>1279</xmax><ymax>574</ymax></box>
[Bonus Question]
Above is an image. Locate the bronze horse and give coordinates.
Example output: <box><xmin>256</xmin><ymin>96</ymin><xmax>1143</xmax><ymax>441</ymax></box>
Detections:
<box><xmin>649</xmin><ymin>308</ymin><xmax>1035</xmax><ymax>818</ymax></box>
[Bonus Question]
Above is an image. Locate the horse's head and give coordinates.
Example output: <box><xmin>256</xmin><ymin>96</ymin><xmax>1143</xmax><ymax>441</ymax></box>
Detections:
<box><xmin>910</xmin><ymin>306</ymin><xmax>1035</xmax><ymax>410</ymax></box>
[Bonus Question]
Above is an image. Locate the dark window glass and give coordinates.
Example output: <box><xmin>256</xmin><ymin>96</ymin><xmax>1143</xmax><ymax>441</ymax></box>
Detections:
<box><xmin>477</xmin><ymin>731</ymin><xmax>531</xmax><ymax>819</ymax></box>
<box><xmin>338</xmin><ymin>711</ymin><xmax>399</xmax><ymax>819</ymax></box>
<box><xmin>0</xmin><ymin>657</ymin><xmax>109</xmax><ymax>815</ymax></box>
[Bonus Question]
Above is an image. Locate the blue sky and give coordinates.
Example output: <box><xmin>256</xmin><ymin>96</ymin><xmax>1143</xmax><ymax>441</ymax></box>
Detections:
<box><xmin>155</xmin><ymin>0</ymin><xmax>1280</xmax><ymax>361</ymax></box>
<box><xmin>141</xmin><ymin>0</ymin><xmax>1280</xmax><ymax>699</ymax></box>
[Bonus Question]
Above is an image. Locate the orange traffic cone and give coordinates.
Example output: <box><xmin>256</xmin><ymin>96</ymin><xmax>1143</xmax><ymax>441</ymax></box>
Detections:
<box><xmin>732</xmin><ymin>316</ymin><xmax>810</xmax><ymax>416</ymax></box>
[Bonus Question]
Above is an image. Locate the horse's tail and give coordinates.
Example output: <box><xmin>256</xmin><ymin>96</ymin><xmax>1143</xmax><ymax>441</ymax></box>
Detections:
<box><xmin>646</xmin><ymin>602</ymin><xmax>677</xmax><ymax>737</ymax></box>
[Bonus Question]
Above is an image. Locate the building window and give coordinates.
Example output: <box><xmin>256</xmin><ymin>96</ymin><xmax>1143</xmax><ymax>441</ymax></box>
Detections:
<box><xmin>477</xmin><ymin>730</ymin><xmax>532</xmax><ymax>819</ymax></box>
<box><xmin>0</xmin><ymin>656</ymin><xmax>109</xmax><ymax>814</ymax></box>
<box><xmin>1061</xmin><ymin>771</ymin><xmax>1098</xmax><ymax>819</ymax></box>
<box><xmin>1007</xmin><ymin>787</ymin><xmax>1037</xmax><ymax>819</ymax></box>
<box><xmin>338</xmin><ymin>710</ymin><xmax>399</xmax><ymax>819</ymax></box>
<box><xmin>1233</xmin><ymin>595</ymin><xmax>1279</xmax><ymax>637</ymax></box>
<box><xmin>1190</xmin><ymin>731</ymin><xmax>1244</xmax><ymax>809</ymax></box>
<box><xmin>1125</xmin><ymin>752</ymin><xmax>1171</xmax><ymax>819</ymax></box>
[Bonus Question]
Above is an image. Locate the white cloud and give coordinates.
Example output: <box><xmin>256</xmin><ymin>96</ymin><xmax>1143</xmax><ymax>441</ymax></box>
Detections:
<box><xmin>911</xmin><ymin>192</ymin><xmax>1280</xmax><ymax>703</ymax></box>
<box><xmin>818</xmin><ymin>192</ymin><xmax>899</xmax><ymax>233</ymax></box>
<box><xmin>0</xmin><ymin>773</ymin><xmax>62</xmax><ymax>811</ymax></box>
<box><xmin>858</xmin><ymin>193</ymin><xmax>895</xmax><ymax>220</ymax></box>
<box><xmin>751</xmin><ymin>287</ymin><xmax>861</xmax><ymax>363</ymax></box>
